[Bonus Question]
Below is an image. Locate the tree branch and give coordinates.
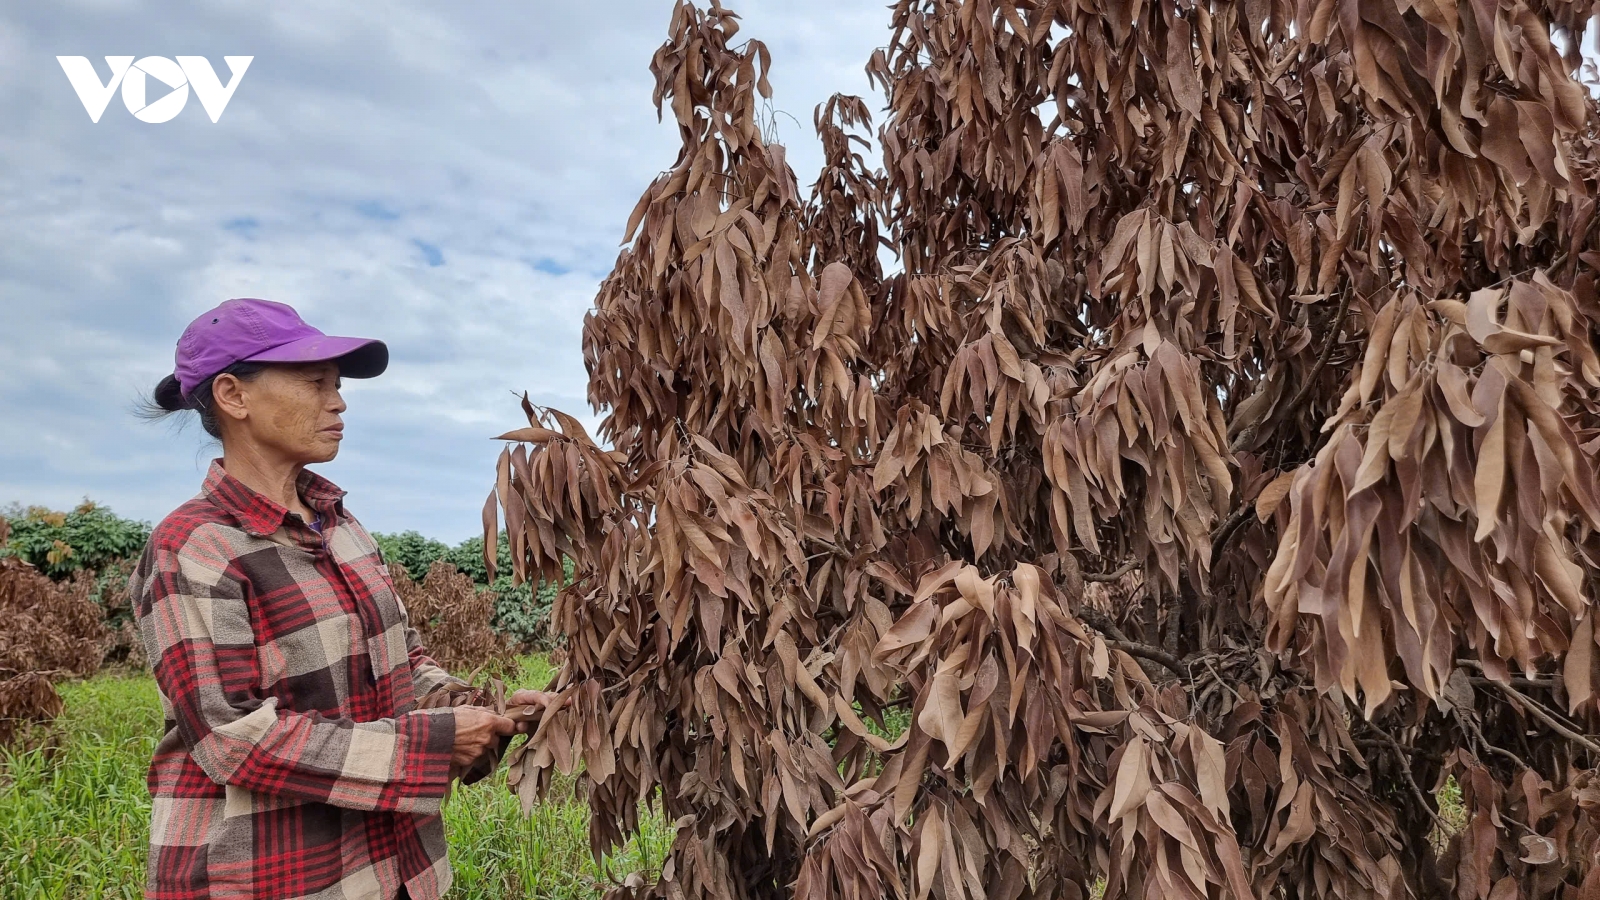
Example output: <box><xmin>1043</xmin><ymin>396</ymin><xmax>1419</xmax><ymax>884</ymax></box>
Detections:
<box><xmin>1084</xmin><ymin>559</ymin><xmax>1139</xmax><ymax>583</ymax></box>
<box><xmin>1459</xmin><ymin>712</ymin><xmax>1531</xmax><ymax>772</ymax></box>
<box><xmin>1227</xmin><ymin>282</ymin><xmax>1357</xmax><ymax>456</ymax></box>
<box><xmin>1493</xmin><ymin>682</ymin><xmax>1600</xmax><ymax>757</ymax></box>
<box><xmin>1209</xmin><ymin>502</ymin><xmax>1257</xmax><ymax>569</ymax></box>
<box><xmin>1077</xmin><ymin>607</ymin><xmax>1190</xmax><ymax>680</ymax></box>
<box><xmin>1213</xmin><ymin>277</ymin><xmax>1392</xmax><ymax>567</ymax></box>
<box><xmin>1455</xmin><ymin>659</ymin><xmax>1567</xmax><ymax>697</ymax></box>
<box><xmin>1468</xmin><ymin>675</ymin><xmax>1558</xmax><ymax>691</ymax></box>
<box><xmin>1108</xmin><ymin>640</ymin><xmax>1189</xmax><ymax>680</ymax></box>
<box><xmin>1365</xmin><ymin>725</ymin><xmax>1448</xmax><ymax>834</ymax></box>
<box><xmin>1353</xmin><ymin>738</ymin><xmax>1445</xmax><ymax>765</ymax></box>
<box><xmin>1078</xmin><ymin>608</ymin><xmax>1132</xmax><ymax>643</ymax></box>
<box><xmin>1269</xmin><ymin>285</ymin><xmax>1356</xmax><ymax>441</ymax></box>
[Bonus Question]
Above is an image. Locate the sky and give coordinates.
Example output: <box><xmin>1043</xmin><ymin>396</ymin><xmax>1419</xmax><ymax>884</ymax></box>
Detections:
<box><xmin>0</xmin><ymin>0</ymin><xmax>888</xmax><ymax>543</ymax></box>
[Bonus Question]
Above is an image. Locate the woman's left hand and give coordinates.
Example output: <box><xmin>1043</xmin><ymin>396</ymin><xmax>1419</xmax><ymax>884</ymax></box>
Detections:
<box><xmin>506</xmin><ymin>690</ymin><xmax>559</xmax><ymax>732</ymax></box>
<box><xmin>450</xmin><ymin>692</ymin><xmax>557</xmax><ymax>781</ymax></box>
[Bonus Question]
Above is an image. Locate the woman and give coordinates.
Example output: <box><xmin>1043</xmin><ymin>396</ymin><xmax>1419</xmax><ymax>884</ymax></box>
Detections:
<box><xmin>133</xmin><ymin>297</ymin><xmax>545</xmax><ymax>900</ymax></box>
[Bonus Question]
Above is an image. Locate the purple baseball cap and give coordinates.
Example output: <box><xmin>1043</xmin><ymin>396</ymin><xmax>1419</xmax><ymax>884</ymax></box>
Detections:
<box><xmin>174</xmin><ymin>298</ymin><xmax>388</xmax><ymax>400</ymax></box>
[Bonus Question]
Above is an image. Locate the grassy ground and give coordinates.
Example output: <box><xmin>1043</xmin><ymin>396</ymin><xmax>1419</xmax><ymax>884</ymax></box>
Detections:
<box><xmin>0</xmin><ymin>656</ymin><xmax>669</xmax><ymax>900</ymax></box>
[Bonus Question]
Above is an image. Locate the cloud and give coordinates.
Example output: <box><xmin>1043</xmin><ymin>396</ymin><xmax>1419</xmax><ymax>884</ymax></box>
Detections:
<box><xmin>0</xmin><ymin>0</ymin><xmax>888</xmax><ymax>542</ymax></box>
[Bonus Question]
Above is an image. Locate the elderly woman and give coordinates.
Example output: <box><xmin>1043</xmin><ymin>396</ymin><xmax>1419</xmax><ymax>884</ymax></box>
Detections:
<box><xmin>133</xmin><ymin>298</ymin><xmax>545</xmax><ymax>900</ymax></box>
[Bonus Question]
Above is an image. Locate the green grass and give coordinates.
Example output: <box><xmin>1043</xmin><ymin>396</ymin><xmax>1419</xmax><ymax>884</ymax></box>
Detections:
<box><xmin>0</xmin><ymin>675</ymin><xmax>157</xmax><ymax>900</ymax></box>
<box><xmin>0</xmin><ymin>657</ymin><xmax>668</xmax><ymax>900</ymax></box>
<box><xmin>439</xmin><ymin>656</ymin><xmax>671</xmax><ymax>899</ymax></box>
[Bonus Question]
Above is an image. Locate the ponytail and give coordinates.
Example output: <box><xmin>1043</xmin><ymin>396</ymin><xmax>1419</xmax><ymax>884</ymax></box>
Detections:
<box><xmin>135</xmin><ymin>362</ymin><xmax>268</xmax><ymax>439</ymax></box>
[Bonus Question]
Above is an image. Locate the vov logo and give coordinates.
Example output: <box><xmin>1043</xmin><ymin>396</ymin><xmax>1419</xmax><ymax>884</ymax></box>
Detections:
<box><xmin>57</xmin><ymin>56</ymin><xmax>252</xmax><ymax>123</ymax></box>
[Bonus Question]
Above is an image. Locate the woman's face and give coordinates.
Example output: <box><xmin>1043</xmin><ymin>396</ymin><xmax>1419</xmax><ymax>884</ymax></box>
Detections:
<box><xmin>212</xmin><ymin>362</ymin><xmax>346</xmax><ymax>464</ymax></box>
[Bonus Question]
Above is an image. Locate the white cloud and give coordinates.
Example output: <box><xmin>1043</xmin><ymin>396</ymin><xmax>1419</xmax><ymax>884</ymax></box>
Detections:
<box><xmin>0</xmin><ymin>0</ymin><xmax>888</xmax><ymax>542</ymax></box>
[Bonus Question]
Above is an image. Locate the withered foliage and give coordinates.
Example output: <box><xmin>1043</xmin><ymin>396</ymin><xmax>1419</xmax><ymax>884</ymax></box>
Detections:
<box><xmin>420</xmin><ymin>673</ymin><xmax>543</xmax><ymax>785</ymax></box>
<box><xmin>488</xmin><ymin>0</ymin><xmax>1600</xmax><ymax>896</ymax></box>
<box><xmin>391</xmin><ymin>560</ymin><xmax>515</xmax><ymax>676</ymax></box>
<box><xmin>0</xmin><ymin>518</ymin><xmax>107</xmax><ymax>745</ymax></box>
<box><xmin>97</xmin><ymin>557</ymin><xmax>144</xmax><ymax>669</ymax></box>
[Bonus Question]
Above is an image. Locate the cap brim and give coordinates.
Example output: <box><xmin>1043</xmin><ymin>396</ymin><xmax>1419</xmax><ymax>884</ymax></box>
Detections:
<box><xmin>243</xmin><ymin>336</ymin><xmax>389</xmax><ymax>379</ymax></box>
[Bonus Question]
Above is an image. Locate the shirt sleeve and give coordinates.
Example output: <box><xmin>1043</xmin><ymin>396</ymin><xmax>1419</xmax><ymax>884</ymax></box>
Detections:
<box><xmin>138</xmin><ymin>534</ymin><xmax>457</xmax><ymax>814</ymax></box>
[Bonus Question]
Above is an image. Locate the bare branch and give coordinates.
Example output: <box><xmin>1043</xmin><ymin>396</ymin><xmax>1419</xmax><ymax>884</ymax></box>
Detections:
<box><xmin>1107</xmin><ymin>640</ymin><xmax>1189</xmax><ymax>680</ymax></box>
<box><xmin>1365</xmin><ymin>725</ymin><xmax>1449</xmax><ymax>834</ymax></box>
<box><xmin>1493</xmin><ymin>682</ymin><xmax>1600</xmax><ymax>757</ymax></box>
<box><xmin>1262</xmin><ymin>284</ymin><xmax>1358</xmax><ymax>446</ymax></box>
<box><xmin>1209</xmin><ymin>503</ymin><xmax>1257</xmax><ymax>569</ymax></box>
<box><xmin>1459</xmin><ymin>713</ymin><xmax>1531</xmax><ymax>772</ymax></box>
<box><xmin>1084</xmin><ymin>559</ymin><xmax>1139</xmax><ymax>583</ymax></box>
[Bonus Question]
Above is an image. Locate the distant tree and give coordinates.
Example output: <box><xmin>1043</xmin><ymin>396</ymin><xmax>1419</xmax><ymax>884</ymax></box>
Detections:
<box><xmin>1</xmin><ymin>501</ymin><xmax>150</xmax><ymax>580</ymax></box>
<box><xmin>371</xmin><ymin>530</ymin><xmax>451</xmax><ymax>579</ymax></box>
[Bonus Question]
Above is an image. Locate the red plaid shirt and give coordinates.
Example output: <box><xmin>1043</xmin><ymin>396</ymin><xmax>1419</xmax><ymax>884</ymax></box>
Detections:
<box><xmin>132</xmin><ymin>459</ymin><xmax>464</xmax><ymax>900</ymax></box>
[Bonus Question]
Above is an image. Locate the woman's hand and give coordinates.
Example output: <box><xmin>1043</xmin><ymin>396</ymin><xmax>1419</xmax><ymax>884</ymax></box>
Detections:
<box><xmin>506</xmin><ymin>689</ymin><xmax>560</xmax><ymax>733</ymax></box>
<box><xmin>450</xmin><ymin>706</ymin><xmax>516</xmax><ymax>768</ymax></box>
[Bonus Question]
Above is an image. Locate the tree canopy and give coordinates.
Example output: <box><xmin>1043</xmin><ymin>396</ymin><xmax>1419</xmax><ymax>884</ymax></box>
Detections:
<box><xmin>489</xmin><ymin>0</ymin><xmax>1600</xmax><ymax>897</ymax></box>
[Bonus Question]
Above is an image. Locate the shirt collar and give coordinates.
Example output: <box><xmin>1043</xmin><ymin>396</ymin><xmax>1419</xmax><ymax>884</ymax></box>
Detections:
<box><xmin>202</xmin><ymin>458</ymin><xmax>348</xmax><ymax>537</ymax></box>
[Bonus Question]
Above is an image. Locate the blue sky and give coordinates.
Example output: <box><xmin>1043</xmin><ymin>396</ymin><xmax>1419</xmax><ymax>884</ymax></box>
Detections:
<box><xmin>0</xmin><ymin>0</ymin><xmax>886</xmax><ymax>542</ymax></box>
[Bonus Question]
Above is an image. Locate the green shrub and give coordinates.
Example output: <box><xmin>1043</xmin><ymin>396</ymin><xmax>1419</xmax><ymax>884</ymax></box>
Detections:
<box><xmin>442</xmin><ymin>534</ymin><xmax>508</xmax><ymax>584</ymax></box>
<box><xmin>487</xmin><ymin>557</ymin><xmax>571</xmax><ymax>652</ymax></box>
<box><xmin>490</xmin><ymin>570</ymin><xmax>571</xmax><ymax>651</ymax></box>
<box><xmin>0</xmin><ymin>501</ymin><xmax>150</xmax><ymax>580</ymax></box>
<box><xmin>373</xmin><ymin>530</ymin><xmax>452</xmax><ymax>578</ymax></box>
<box><xmin>488</xmin><ymin>575</ymin><xmax>541</xmax><ymax>648</ymax></box>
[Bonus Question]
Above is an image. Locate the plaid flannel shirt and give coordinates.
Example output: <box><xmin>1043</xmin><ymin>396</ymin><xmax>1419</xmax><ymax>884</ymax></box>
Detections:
<box><xmin>132</xmin><ymin>459</ymin><xmax>466</xmax><ymax>900</ymax></box>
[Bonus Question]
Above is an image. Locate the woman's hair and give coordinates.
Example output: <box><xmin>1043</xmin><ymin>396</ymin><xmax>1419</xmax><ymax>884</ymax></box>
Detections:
<box><xmin>136</xmin><ymin>361</ymin><xmax>270</xmax><ymax>439</ymax></box>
